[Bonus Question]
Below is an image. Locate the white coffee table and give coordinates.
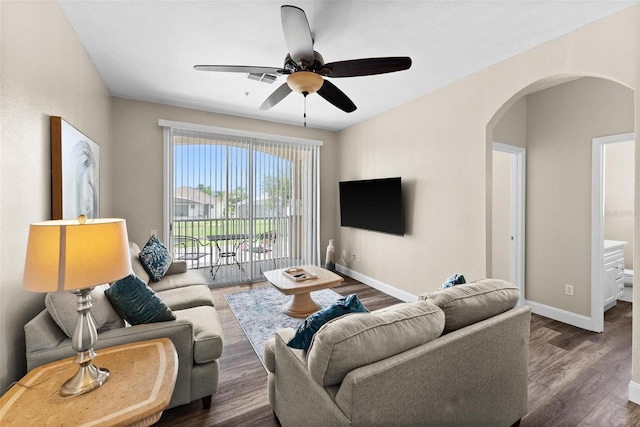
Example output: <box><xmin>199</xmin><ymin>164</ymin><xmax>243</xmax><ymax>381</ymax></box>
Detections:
<box><xmin>263</xmin><ymin>265</ymin><xmax>344</xmax><ymax>318</ymax></box>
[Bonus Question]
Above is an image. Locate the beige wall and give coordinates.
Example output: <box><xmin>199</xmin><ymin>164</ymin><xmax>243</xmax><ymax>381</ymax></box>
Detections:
<box><xmin>492</xmin><ymin>150</ymin><xmax>512</xmax><ymax>281</ymax></box>
<box><xmin>525</xmin><ymin>77</ymin><xmax>634</xmax><ymax>316</ymax></box>
<box><xmin>0</xmin><ymin>1</ymin><xmax>113</xmax><ymax>391</ymax></box>
<box><xmin>605</xmin><ymin>140</ymin><xmax>635</xmax><ymax>269</ymax></box>
<box><xmin>111</xmin><ymin>98</ymin><xmax>339</xmax><ymax>250</ymax></box>
<box><xmin>493</xmin><ymin>96</ymin><xmax>527</xmax><ymax>148</ymax></box>
<box><xmin>337</xmin><ymin>76</ymin><xmax>490</xmax><ymax>293</ymax></box>
<box><xmin>337</xmin><ymin>8</ymin><xmax>638</xmax><ymax>300</ymax></box>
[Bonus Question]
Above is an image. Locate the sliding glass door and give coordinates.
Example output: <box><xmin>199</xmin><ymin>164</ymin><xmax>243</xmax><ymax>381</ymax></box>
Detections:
<box><xmin>161</xmin><ymin>121</ymin><xmax>321</xmax><ymax>286</ymax></box>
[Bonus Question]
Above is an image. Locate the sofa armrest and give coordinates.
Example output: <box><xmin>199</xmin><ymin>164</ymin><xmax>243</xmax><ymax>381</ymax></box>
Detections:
<box><xmin>270</xmin><ymin>327</ymin><xmax>351</xmax><ymax>427</ymax></box>
<box><xmin>26</xmin><ymin>314</ymin><xmax>195</xmax><ymax>372</ymax></box>
<box><xmin>25</xmin><ymin>309</ymin><xmax>69</xmax><ymax>355</ymax></box>
<box><xmin>265</xmin><ymin>328</ymin><xmax>295</xmax><ymax>373</ymax></box>
<box><xmin>166</xmin><ymin>260</ymin><xmax>187</xmax><ymax>275</ymax></box>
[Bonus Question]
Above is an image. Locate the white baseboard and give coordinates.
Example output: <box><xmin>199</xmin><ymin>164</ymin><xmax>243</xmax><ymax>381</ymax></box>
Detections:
<box><xmin>335</xmin><ymin>264</ymin><xmax>418</xmax><ymax>302</ymax></box>
<box><xmin>620</xmin><ymin>286</ymin><xmax>633</xmax><ymax>303</ymax></box>
<box><xmin>629</xmin><ymin>381</ymin><xmax>640</xmax><ymax>405</ymax></box>
<box><xmin>525</xmin><ymin>299</ymin><xmax>601</xmax><ymax>332</ymax></box>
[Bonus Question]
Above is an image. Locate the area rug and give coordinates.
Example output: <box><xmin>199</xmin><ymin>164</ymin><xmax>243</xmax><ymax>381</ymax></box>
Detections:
<box><xmin>224</xmin><ymin>286</ymin><xmax>342</xmax><ymax>367</ymax></box>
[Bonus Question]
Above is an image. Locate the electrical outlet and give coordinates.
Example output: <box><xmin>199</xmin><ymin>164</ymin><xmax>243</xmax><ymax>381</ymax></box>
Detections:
<box><xmin>565</xmin><ymin>284</ymin><xmax>574</xmax><ymax>296</ymax></box>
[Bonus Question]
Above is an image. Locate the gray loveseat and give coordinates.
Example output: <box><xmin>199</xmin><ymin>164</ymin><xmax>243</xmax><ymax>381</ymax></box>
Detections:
<box><xmin>24</xmin><ymin>242</ymin><xmax>223</xmax><ymax>410</ymax></box>
<box><xmin>264</xmin><ymin>279</ymin><xmax>530</xmax><ymax>427</ymax></box>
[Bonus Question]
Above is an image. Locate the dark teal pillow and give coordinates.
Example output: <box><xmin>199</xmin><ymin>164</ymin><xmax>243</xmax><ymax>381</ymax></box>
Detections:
<box><xmin>440</xmin><ymin>274</ymin><xmax>466</xmax><ymax>289</ymax></box>
<box><xmin>105</xmin><ymin>274</ymin><xmax>176</xmax><ymax>325</ymax></box>
<box><xmin>287</xmin><ymin>294</ymin><xmax>368</xmax><ymax>350</ymax></box>
<box><xmin>139</xmin><ymin>235</ymin><xmax>173</xmax><ymax>282</ymax></box>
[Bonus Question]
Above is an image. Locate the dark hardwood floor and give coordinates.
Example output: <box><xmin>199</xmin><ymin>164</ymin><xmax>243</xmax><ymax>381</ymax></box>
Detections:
<box><xmin>522</xmin><ymin>301</ymin><xmax>639</xmax><ymax>426</ymax></box>
<box><xmin>156</xmin><ymin>275</ymin><xmax>639</xmax><ymax>426</ymax></box>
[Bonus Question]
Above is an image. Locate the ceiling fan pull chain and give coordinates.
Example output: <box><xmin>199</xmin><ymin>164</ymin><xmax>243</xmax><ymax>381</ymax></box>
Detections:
<box><xmin>303</xmin><ymin>92</ymin><xmax>308</xmax><ymax>127</ymax></box>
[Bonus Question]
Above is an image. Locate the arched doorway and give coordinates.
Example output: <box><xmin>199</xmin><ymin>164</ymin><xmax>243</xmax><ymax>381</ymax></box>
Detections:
<box><xmin>487</xmin><ymin>75</ymin><xmax>635</xmax><ymax>333</ymax></box>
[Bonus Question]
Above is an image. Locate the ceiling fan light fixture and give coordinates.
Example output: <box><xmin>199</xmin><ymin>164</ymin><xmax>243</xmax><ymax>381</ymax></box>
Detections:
<box><xmin>287</xmin><ymin>71</ymin><xmax>323</xmax><ymax>94</ymax></box>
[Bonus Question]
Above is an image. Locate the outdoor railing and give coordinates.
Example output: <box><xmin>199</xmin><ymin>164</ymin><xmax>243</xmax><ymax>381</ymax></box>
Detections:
<box><xmin>171</xmin><ymin>217</ymin><xmax>292</xmax><ymax>270</ymax></box>
<box><xmin>172</xmin><ymin>217</ymin><xmax>287</xmax><ymax>241</ymax></box>
<box><xmin>173</xmin><ymin>218</ymin><xmax>249</xmax><ymax>241</ymax></box>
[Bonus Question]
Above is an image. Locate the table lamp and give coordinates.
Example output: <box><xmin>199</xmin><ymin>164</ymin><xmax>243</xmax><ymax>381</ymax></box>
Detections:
<box><xmin>23</xmin><ymin>216</ymin><xmax>132</xmax><ymax>397</ymax></box>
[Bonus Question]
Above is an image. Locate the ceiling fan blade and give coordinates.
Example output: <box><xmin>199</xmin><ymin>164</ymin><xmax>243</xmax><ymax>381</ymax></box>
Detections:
<box><xmin>281</xmin><ymin>5</ymin><xmax>314</xmax><ymax>66</ymax></box>
<box><xmin>321</xmin><ymin>57</ymin><xmax>412</xmax><ymax>78</ymax></box>
<box><xmin>259</xmin><ymin>83</ymin><xmax>293</xmax><ymax>110</ymax></box>
<box><xmin>194</xmin><ymin>65</ymin><xmax>284</xmax><ymax>74</ymax></box>
<box><xmin>317</xmin><ymin>80</ymin><xmax>357</xmax><ymax>113</ymax></box>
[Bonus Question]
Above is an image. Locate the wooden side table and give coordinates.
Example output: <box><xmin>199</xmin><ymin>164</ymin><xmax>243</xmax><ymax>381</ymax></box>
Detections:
<box><xmin>264</xmin><ymin>265</ymin><xmax>344</xmax><ymax>317</ymax></box>
<box><xmin>0</xmin><ymin>338</ymin><xmax>177</xmax><ymax>427</ymax></box>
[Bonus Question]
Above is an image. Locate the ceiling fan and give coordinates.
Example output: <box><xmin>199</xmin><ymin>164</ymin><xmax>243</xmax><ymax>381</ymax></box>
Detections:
<box><xmin>194</xmin><ymin>5</ymin><xmax>412</xmax><ymax>115</ymax></box>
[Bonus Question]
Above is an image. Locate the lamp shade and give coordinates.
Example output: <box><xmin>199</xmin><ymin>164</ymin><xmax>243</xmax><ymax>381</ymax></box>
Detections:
<box><xmin>23</xmin><ymin>218</ymin><xmax>132</xmax><ymax>292</ymax></box>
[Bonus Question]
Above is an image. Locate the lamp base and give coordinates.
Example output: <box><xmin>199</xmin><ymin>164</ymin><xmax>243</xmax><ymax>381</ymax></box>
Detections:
<box><xmin>59</xmin><ymin>288</ymin><xmax>110</xmax><ymax>397</ymax></box>
<box><xmin>60</xmin><ymin>361</ymin><xmax>110</xmax><ymax>397</ymax></box>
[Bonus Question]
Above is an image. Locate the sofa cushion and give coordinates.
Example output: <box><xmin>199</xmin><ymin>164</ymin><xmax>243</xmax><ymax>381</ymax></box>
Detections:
<box><xmin>158</xmin><ymin>285</ymin><xmax>214</xmax><ymax>310</ymax></box>
<box><xmin>149</xmin><ymin>269</ymin><xmax>208</xmax><ymax>292</ymax></box>
<box><xmin>45</xmin><ymin>284</ymin><xmax>124</xmax><ymax>338</ymax></box>
<box><xmin>174</xmin><ymin>305</ymin><xmax>224</xmax><ymax>363</ymax></box>
<box><xmin>422</xmin><ymin>279</ymin><xmax>519</xmax><ymax>333</ymax></box>
<box><xmin>288</xmin><ymin>294</ymin><xmax>368</xmax><ymax>350</ymax></box>
<box><xmin>129</xmin><ymin>242</ymin><xmax>151</xmax><ymax>284</ymax></box>
<box><xmin>139</xmin><ymin>235</ymin><xmax>173</xmax><ymax>282</ymax></box>
<box><xmin>105</xmin><ymin>274</ymin><xmax>176</xmax><ymax>325</ymax></box>
<box><xmin>307</xmin><ymin>300</ymin><xmax>444</xmax><ymax>387</ymax></box>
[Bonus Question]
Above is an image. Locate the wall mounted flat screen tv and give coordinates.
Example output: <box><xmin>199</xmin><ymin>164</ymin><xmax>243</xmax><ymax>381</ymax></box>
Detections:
<box><xmin>339</xmin><ymin>177</ymin><xmax>404</xmax><ymax>236</ymax></box>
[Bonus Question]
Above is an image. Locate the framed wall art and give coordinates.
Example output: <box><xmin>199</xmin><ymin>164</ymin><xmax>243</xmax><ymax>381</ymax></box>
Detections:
<box><xmin>51</xmin><ymin>116</ymin><xmax>100</xmax><ymax>220</ymax></box>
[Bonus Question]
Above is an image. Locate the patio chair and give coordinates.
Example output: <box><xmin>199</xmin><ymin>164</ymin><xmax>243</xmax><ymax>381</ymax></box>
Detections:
<box><xmin>173</xmin><ymin>235</ymin><xmax>209</xmax><ymax>269</ymax></box>
<box><xmin>241</xmin><ymin>231</ymin><xmax>277</xmax><ymax>271</ymax></box>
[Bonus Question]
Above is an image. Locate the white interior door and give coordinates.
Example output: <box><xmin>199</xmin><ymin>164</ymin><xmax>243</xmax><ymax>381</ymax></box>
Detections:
<box><xmin>493</xmin><ymin>142</ymin><xmax>526</xmax><ymax>305</ymax></box>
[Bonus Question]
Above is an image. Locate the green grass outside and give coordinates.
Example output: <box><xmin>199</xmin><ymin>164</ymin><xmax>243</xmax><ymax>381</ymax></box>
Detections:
<box><xmin>173</xmin><ymin>219</ymin><xmax>273</xmax><ymax>245</ymax></box>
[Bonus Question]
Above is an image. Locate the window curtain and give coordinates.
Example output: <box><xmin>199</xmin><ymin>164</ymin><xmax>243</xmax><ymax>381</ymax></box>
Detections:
<box><xmin>160</xmin><ymin>120</ymin><xmax>321</xmax><ymax>286</ymax></box>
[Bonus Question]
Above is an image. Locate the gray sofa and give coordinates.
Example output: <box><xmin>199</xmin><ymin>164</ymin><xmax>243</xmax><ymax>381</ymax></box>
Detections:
<box><xmin>264</xmin><ymin>279</ymin><xmax>530</xmax><ymax>427</ymax></box>
<box><xmin>24</xmin><ymin>242</ymin><xmax>223</xmax><ymax>410</ymax></box>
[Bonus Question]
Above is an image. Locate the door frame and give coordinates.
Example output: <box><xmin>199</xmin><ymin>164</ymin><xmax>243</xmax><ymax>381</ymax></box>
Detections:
<box><xmin>591</xmin><ymin>132</ymin><xmax>635</xmax><ymax>332</ymax></box>
<box><xmin>493</xmin><ymin>142</ymin><xmax>526</xmax><ymax>305</ymax></box>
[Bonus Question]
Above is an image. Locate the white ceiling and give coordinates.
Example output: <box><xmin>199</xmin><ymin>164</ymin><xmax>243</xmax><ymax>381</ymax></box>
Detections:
<box><xmin>58</xmin><ymin>1</ymin><xmax>637</xmax><ymax>131</ymax></box>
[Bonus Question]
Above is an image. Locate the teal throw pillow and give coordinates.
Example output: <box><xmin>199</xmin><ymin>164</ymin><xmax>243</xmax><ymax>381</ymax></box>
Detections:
<box><xmin>105</xmin><ymin>274</ymin><xmax>176</xmax><ymax>325</ymax></box>
<box><xmin>287</xmin><ymin>294</ymin><xmax>368</xmax><ymax>350</ymax></box>
<box><xmin>139</xmin><ymin>235</ymin><xmax>173</xmax><ymax>282</ymax></box>
<box><xmin>440</xmin><ymin>274</ymin><xmax>466</xmax><ymax>289</ymax></box>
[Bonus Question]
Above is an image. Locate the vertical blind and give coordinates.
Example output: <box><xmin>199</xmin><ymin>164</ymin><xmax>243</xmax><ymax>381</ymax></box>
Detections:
<box><xmin>160</xmin><ymin>121</ymin><xmax>321</xmax><ymax>286</ymax></box>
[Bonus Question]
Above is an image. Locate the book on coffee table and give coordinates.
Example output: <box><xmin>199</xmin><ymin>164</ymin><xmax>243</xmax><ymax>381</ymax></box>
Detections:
<box><xmin>283</xmin><ymin>267</ymin><xmax>318</xmax><ymax>282</ymax></box>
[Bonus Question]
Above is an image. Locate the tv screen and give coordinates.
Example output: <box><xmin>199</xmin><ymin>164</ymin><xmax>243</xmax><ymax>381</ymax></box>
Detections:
<box><xmin>339</xmin><ymin>177</ymin><xmax>404</xmax><ymax>236</ymax></box>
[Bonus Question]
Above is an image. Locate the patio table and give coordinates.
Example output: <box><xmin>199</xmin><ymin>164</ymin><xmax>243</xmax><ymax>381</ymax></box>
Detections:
<box><xmin>206</xmin><ymin>234</ymin><xmax>249</xmax><ymax>279</ymax></box>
